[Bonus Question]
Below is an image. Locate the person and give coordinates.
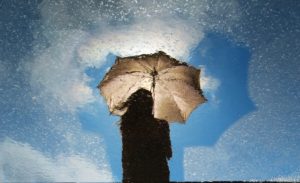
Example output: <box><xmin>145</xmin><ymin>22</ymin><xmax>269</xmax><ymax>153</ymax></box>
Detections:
<box><xmin>121</xmin><ymin>88</ymin><xmax>172</xmax><ymax>182</ymax></box>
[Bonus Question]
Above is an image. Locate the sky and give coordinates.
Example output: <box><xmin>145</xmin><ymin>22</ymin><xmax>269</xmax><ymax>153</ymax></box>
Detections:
<box><xmin>0</xmin><ymin>0</ymin><xmax>300</xmax><ymax>182</ymax></box>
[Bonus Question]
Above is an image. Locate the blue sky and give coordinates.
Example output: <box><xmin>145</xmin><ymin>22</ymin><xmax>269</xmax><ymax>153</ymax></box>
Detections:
<box><xmin>0</xmin><ymin>0</ymin><xmax>300</xmax><ymax>182</ymax></box>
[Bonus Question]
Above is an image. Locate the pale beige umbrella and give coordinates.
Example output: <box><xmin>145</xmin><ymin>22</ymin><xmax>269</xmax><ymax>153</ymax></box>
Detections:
<box><xmin>98</xmin><ymin>51</ymin><xmax>206</xmax><ymax>122</ymax></box>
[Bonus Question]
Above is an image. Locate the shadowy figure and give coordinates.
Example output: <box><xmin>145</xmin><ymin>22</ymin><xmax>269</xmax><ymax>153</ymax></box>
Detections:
<box><xmin>121</xmin><ymin>89</ymin><xmax>172</xmax><ymax>182</ymax></box>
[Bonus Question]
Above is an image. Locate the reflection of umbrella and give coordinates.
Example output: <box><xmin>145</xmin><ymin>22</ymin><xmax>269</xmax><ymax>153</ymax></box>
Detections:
<box><xmin>99</xmin><ymin>51</ymin><xmax>206</xmax><ymax>122</ymax></box>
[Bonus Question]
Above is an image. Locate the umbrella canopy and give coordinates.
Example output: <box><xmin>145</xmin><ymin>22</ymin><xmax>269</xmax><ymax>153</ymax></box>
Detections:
<box><xmin>98</xmin><ymin>51</ymin><xmax>206</xmax><ymax>122</ymax></box>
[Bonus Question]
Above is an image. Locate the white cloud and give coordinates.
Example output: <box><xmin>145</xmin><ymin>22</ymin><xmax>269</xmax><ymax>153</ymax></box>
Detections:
<box><xmin>271</xmin><ymin>171</ymin><xmax>300</xmax><ymax>182</ymax></box>
<box><xmin>28</xmin><ymin>30</ymin><xmax>96</xmax><ymax>112</ymax></box>
<box><xmin>184</xmin><ymin>107</ymin><xmax>300</xmax><ymax>181</ymax></box>
<box><xmin>0</xmin><ymin>138</ymin><xmax>113</xmax><ymax>182</ymax></box>
<box><xmin>199</xmin><ymin>66</ymin><xmax>220</xmax><ymax>104</ymax></box>
<box><xmin>184</xmin><ymin>146</ymin><xmax>230</xmax><ymax>181</ymax></box>
<box><xmin>77</xmin><ymin>19</ymin><xmax>203</xmax><ymax>66</ymax></box>
<box><xmin>199</xmin><ymin>66</ymin><xmax>220</xmax><ymax>92</ymax></box>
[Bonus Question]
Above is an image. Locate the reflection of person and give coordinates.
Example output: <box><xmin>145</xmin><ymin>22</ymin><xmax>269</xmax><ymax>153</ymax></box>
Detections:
<box><xmin>121</xmin><ymin>89</ymin><xmax>172</xmax><ymax>182</ymax></box>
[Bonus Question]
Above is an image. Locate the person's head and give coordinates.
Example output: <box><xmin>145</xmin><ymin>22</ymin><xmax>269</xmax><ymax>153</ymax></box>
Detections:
<box><xmin>124</xmin><ymin>88</ymin><xmax>153</xmax><ymax>116</ymax></box>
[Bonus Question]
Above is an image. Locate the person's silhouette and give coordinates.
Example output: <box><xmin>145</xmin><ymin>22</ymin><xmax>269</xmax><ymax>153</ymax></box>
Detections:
<box><xmin>121</xmin><ymin>88</ymin><xmax>172</xmax><ymax>182</ymax></box>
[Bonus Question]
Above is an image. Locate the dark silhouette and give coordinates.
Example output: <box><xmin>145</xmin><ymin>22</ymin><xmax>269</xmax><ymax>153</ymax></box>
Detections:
<box><xmin>121</xmin><ymin>89</ymin><xmax>172</xmax><ymax>182</ymax></box>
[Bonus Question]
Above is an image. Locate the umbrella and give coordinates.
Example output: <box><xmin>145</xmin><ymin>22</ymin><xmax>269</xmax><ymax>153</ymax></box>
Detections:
<box><xmin>98</xmin><ymin>51</ymin><xmax>206</xmax><ymax>122</ymax></box>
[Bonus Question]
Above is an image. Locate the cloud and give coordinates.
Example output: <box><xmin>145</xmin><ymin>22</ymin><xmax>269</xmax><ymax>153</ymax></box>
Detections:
<box><xmin>0</xmin><ymin>138</ymin><xmax>113</xmax><ymax>182</ymax></box>
<box><xmin>199</xmin><ymin>66</ymin><xmax>220</xmax><ymax>92</ymax></box>
<box><xmin>199</xmin><ymin>66</ymin><xmax>220</xmax><ymax>104</ymax></box>
<box><xmin>184</xmin><ymin>104</ymin><xmax>300</xmax><ymax>181</ymax></box>
<box><xmin>77</xmin><ymin>19</ymin><xmax>203</xmax><ymax>66</ymax></box>
<box><xmin>28</xmin><ymin>30</ymin><xmax>96</xmax><ymax>112</ymax></box>
<box><xmin>271</xmin><ymin>171</ymin><xmax>300</xmax><ymax>182</ymax></box>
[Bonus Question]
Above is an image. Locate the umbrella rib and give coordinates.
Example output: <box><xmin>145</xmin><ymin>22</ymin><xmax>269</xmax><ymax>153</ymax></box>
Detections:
<box><xmin>151</xmin><ymin>55</ymin><xmax>160</xmax><ymax>102</ymax></box>
<box><xmin>158</xmin><ymin>66</ymin><xmax>178</xmax><ymax>76</ymax></box>
<box><xmin>124</xmin><ymin>72</ymin><xmax>151</xmax><ymax>78</ymax></box>
<box><xmin>155</xmin><ymin>54</ymin><xmax>160</xmax><ymax>71</ymax></box>
<box><xmin>102</xmin><ymin>72</ymin><xmax>150</xmax><ymax>85</ymax></box>
<box><xmin>156</xmin><ymin>76</ymin><xmax>196</xmax><ymax>90</ymax></box>
<box><xmin>150</xmin><ymin>76</ymin><xmax>156</xmax><ymax>107</ymax></box>
<box><xmin>158</xmin><ymin>65</ymin><xmax>194</xmax><ymax>77</ymax></box>
<box><xmin>136</xmin><ymin>60</ymin><xmax>152</xmax><ymax>72</ymax></box>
